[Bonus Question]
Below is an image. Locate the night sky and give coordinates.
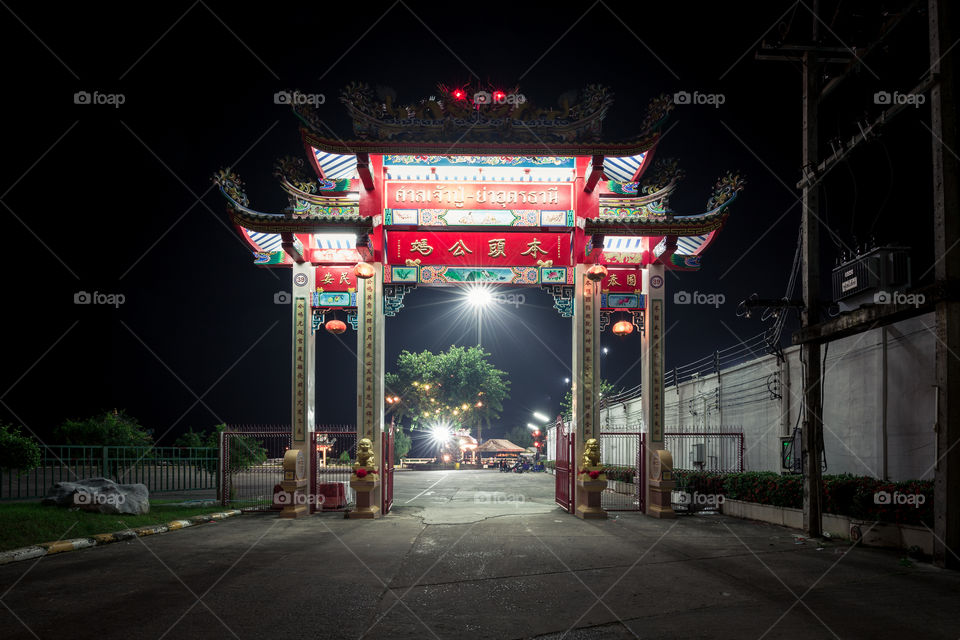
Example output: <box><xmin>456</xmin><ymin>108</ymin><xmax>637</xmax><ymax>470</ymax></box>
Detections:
<box><xmin>1</xmin><ymin>2</ymin><xmax>938</xmax><ymax>445</ymax></box>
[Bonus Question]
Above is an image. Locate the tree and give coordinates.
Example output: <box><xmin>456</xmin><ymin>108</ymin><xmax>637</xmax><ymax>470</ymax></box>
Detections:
<box><xmin>0</xmin><ymin>423</ymin><xmax>41</xmax><ymax>474</ymax></box>
<box><xmin>55</xmin><ymin>410</ymin><xmax>153</xmax><ymax>447</ymax></box>
<box><xmin>559</xmin><ymin>379</ymin><xmax>619</xmax><ymax>421</ymax></box>
<box><xmin>505</xmin><ymin>425</ymin><xmax>533</xmax><ymax>449</ymax></box>
<box><xmin>385</xmin><ymin>346</ymin><xmax>510</xmax><ymax>441</ymax></box>
<box><xmin>393</xmin><ymin>427</ymin><xmax>412</xmax><ymax>464</ymax></box>
<box><xmin>174</xmin><ymin>424</ymin><xmax>266</xmax><ymax>473</ymax></box>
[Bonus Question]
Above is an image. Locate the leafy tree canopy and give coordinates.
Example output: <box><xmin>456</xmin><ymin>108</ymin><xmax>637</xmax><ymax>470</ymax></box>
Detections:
<box><xmin>55</xmin><ymin>410</ymin><xmax>153</xmax><ymax>447</ymax></box>
<box><xmin>0</xmin><ymin>423</ymin><xmax>41</xmax><ymax>473</ymax></box>
<box><xmin>505</xmin><ymin>425</ymin><xmax>533</xmax><ymax>449</ymax></box>
<box><xmin>385</xmin><ymin>346</ymin><xmax>510</xmax><ymax>437</ymax></box>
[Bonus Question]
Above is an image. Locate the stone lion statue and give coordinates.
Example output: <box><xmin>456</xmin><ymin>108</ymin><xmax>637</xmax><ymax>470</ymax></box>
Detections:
<box><xmin>354</xmin><ymin>437</ymin><xmax>376</xmax><ymax>470</ymax></box>
<box><xmin>581</xmin><ymin>438</ymin><xmax>601</xmax><ymax>469</ymax></box>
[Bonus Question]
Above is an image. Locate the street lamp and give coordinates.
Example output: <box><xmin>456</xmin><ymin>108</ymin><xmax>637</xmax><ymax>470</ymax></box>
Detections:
<box><xmin>532</xmin><ymin>411</ymin><xmax>550</xmax><ymax>422</ymax></box>
<box><xmin>463</xmin><ymin>284</ymin><xmax>493</xmax><ymax>347</ymax></box>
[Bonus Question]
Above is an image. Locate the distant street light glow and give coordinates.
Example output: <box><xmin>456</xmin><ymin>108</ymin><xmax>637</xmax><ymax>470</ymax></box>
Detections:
<box><xmin>532</xmin><ymin>411</ymin><xmax>550</xmax><ymax>422</ymax></box>
<box><xmin>527</xmin><ymin>423</ymin><xmax>538</xmax><ymax>430</ymax></box>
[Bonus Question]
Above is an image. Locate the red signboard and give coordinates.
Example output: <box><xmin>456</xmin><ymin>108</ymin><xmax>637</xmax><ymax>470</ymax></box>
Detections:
<box><xmin>601</xmin><ymin>268</ymin><xmax>642</xmax><ymax>292</ymax></box>
<box><xmin>315</xmin><ymin>266</ymin><xmax>357</xmax><ymax>291</ymax></box>
<box><xmin>388</xmin><ymin>231</ymin><xmax>571</xmax><ymax>266</ymax></box>
<box><xmin>385</xmin><ymin>181</ymin><xmax>574</xmax><ymax>210</ymax></box>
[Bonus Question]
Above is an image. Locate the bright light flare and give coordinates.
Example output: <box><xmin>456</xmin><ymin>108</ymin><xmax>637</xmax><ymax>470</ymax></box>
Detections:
<box><xmin>532</xmin><ymin>411</ymin><xmax>550</xmax><ymax>422</ymax></box>
<box><xmin>428</xmin><ymin>425</ymin><xmax>452</xmax><ymax>448</ymax></box>
<box><xmin>464</xmin><ymin>284</ymin><xmax>494</xmax><ymax>308</ymax></box>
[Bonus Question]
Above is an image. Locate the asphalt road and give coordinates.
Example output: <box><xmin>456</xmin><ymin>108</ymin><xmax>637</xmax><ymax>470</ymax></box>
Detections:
<box><xmin>2</xmin><ymin>469</ymin><xmax>959</xmax><ymax>640</ymax></box>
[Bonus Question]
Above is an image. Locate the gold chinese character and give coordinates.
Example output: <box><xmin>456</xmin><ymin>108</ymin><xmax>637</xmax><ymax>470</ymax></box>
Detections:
<box><xmin>626</xmin><ymin>273</ymin><xmax>637</xmax><ymax>287</ymax></box>
<box><xmin>410</xmin><ymin>239</ymin><xmax>434</xmax><ymax>256</ymax></box>
<box><xmin>322</xmin><ymin>273</ymin><xmax>334</xmax><ymax>284</ymax></box>
<box><xmin>520</xmin><ymin>237</ymin><xmax>548</xmax><ymax>256</ymax></box>
<box><xmin>448</xmin><ymin>239</ymin><xmax>473</xmax><ymax>256</ymax></box>
<box><xmin>488</xmin><ymin>238</ymin><xmax>506</xmax><ymax>258</ymax></box>
<box><xmin>608</xmin><ymin>273</ymin><xmax>620</xmax><ymax>287</ymax></box>
<box><xmin>339</xmin><ymin>273</ymin><xmax>350</xmax><ymax>284</ymax></box>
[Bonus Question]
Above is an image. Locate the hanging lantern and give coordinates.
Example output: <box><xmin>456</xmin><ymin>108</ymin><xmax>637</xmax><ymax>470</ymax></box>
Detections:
<box><xmin>325</xmin><ymin>319</ymin><xmax>347</xmax><ymax>334</ymax></box>
<box><xmin>612</xmin><ymin>320</ymin><xmax>634</xmax><ymax>337</ymax></box>
<box><xmin>586</xmin><ymin>264</ymin><xmax>608</xmax><ymax>282</ymax></box>
<box><xmin>354</xmin><ymin>262</ymin><xmax>375</xmax><ymax>279</ymax></box>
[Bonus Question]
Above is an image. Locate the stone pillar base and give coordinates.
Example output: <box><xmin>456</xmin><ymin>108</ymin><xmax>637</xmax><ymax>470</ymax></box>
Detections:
<box><xmin>349</xmin><ymin>478</ymin><xmax>381</xmax><ymax>520</ymax></box>
<box><xmin>576</xmin><ymin>477</ymin><xmax>608</xmax><ymax>520</ymax></box>
<box><xmin>279</xmin><ymin>503</ymin><xmax>308</xmax><ymax>519</ymax></box>
<box><xmin>647</xmin><ymin>479</ymin><xmax>676</xmax><ymax>519</ymax></box>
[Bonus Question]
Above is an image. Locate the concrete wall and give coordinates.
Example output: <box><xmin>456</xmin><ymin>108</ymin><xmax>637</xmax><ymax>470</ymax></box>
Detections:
<box><xmin>597</xmin><ymin>313</ymin><xmax>937</xmax><ymax>481</ymax></box>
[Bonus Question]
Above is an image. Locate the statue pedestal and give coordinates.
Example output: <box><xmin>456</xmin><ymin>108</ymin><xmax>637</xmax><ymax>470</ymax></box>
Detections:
<box><xmin>647</xmin><ymin>478</ymin><xmax>676</xmax><ymax>519</ymax></box>
<box><xmin>576</xmin><ymin>472</ymin><xmax>608</xmax><ymax>520</ymax></box>
<box><xmin>348</xmin><ymin>476</ymin><xmax>380</xmax><ymax>519</ymax></box>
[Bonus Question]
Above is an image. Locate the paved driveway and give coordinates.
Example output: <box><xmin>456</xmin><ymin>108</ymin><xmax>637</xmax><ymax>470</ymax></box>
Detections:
<box><xmin>1</xmin><ymin>470</ymin><xmax>958</xmax><ymax>639</ymax></box>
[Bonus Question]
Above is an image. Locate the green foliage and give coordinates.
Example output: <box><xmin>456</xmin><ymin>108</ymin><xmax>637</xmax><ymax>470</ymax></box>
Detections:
<box><xmin>0</xmin><ymin>423</ymin><xmax>41</xmax><ymax>473</ymax></box>
<box><xmin>393</xmin><ymin>427</ymin><xmax>412</xmax><ymax>464</ymax></box>
<box><xmin>543</xmin><ymin>460</ymin><xmax>555</xmax><ymax>471</ymax></box>
<box><xmin>175</xmin><ymin>424</ymin><xmax>266</xmax><ymax>473</ymax></box>
<box><xmin>560</xmin><ymin>379</ymin><xmax>618</xmax><ymax>420</ymax></box>
<box><xmin>505</xmin><ymin>426</ymin><xmax>533</xmax><ymax>449</ymax></box>
<box><xmin>602</xmin><ymin>465</ymin><xmax>637</xmax><ymax>483</ymax></box>
<box><xmin>338</xmin><ymin>451</ymin><xmax>352</xmax><ymax>463</ymax></box>
<box><xmin>386</xmin><ymin>346</ymin><xmax>511</xmax><ymax>437</ymax></box>
<box><xmin>671</xmin><ymin>470</ymin><xmax>935</xmax><ymax>526</ymax></box>
<box><xmin>55</xmin><ymin>410</ymin><xmax>153</xmax><ymax>447</ymax></box>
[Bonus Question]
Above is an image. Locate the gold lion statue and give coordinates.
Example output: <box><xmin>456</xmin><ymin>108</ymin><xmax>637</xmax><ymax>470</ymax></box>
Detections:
<box><xmin>354</xmin><ymin>438</ymin><xmax>376</xmax><ymax>470</ymax></box>
<box><xmin>581</xmin><ymin>438</ymin><xmax>600</xmax><ymax>469</ymax></box>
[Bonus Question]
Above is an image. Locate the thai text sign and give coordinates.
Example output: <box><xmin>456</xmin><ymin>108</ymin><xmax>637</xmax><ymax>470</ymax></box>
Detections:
<box><xmin>385</xmin><ymin>181</ymin><xmax>574</xmax><ymax>210</ymax></box>
<box><xmin>389</xmin><ymin>231</ymin><xmax>571</xmax><ymax>266</ymax></box>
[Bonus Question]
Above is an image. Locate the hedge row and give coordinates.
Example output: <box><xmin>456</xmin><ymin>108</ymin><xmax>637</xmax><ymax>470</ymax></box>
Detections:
<box><xmin>674</xmin><ymin>471</ymin><xmax>934</xmax><ymax>526</ymax></box>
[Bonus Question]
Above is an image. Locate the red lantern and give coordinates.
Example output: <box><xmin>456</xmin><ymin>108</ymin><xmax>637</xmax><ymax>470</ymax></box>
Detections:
<box><xmin>586</xmin><ymin>264</ymin><xmax>608</xmax><ymax>282</ymax></box>
<box><xmin>325</xmin><ymin>319</ymin><xmax>347</xmax><ymax>334</ymax></box>
<box><xmin>612</xmin><ymin>320</ymin><xmax>634</xmax><ymax>336</ymax></box>
<box><xmin>354</xmin><ymin>262</ymin><xmax>375</xmax><ymax>279</ymax></box>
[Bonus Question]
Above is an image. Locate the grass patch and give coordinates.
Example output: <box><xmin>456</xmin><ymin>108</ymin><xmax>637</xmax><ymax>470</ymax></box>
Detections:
<box><xmin>0</xmin><ymin>501</ymin><xmax>236</xmax><ymax>552</ymax></box>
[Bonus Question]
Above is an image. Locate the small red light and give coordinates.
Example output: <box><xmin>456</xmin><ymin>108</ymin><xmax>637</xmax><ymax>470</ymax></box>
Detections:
<box><xmin>493</xmin><ymin>90</ymin><xmax>505</xmax><ymax>101</ymax></box>
<box><xmin>452</xmin><ymin>89</ymin><xmax>466</xmax><ymax>100</ymax></box>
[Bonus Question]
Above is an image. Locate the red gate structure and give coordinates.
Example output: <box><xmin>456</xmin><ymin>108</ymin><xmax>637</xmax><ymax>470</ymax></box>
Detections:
<box><xmin>554</xmin><ymin>416</ymin><xmax>574</xmax><ymax>513</ymax></box>
<box><xmin>382</xmin><ymin>422</ymin><xmax>394</xmax><ymax>515</ymax></box>
<box><xmin>310</xmin><ymin>424</ymin><xmax>356</xmax><ymax>513</ymax></box>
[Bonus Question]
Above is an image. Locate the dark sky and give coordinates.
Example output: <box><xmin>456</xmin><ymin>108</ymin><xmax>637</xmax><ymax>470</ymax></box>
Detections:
<box><xmin>0</xmin><ymin>1</ymin><xmax>940</xmax><ymax>444</ymax></box>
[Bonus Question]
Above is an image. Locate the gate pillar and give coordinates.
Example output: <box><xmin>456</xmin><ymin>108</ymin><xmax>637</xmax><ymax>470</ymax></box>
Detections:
<box><xmin>289</xmin><ymin>262</ymin><xmax>316</xmax><ymax>517</ymax></box>
<box><xmin>351</xmin><ymin>264</ymin><xmax>386</xmax><ymax>518</ymax></box>
<box><xmin>642</xmin><ymin>263</ymin><xmax>675</xmax><ymax>518</ymax></box>
<box><xmin>571</xmin><ymin>264</ymin><xmax>606</xmax><ymax>519</ymax></box>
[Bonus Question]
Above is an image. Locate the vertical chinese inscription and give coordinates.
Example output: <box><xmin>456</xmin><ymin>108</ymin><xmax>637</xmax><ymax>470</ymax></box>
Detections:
<box><xmin>582</xmin><ymin>280</ymin><xmax>595</xmax><ymax>440</ymax></box>
<box><xmin>363</xmin><ymin>276</ymin><xmax>375</xmax><ymax>439</ymax></box>
<box><xmin>650</xmin><ymin>299</ymin><xmax>664</xmax><ymax>441</ymax></box>
<box><xmin>294</xmin><ymin>297</ymin><xmax>306</xmax><ymax>441</ymax></box>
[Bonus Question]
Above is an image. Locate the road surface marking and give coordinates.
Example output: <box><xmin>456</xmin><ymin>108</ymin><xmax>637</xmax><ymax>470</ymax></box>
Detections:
<box><xmin>405</xmin><ymin>474</ymin><xmax>448</xmax><ymax>503</ymax></box>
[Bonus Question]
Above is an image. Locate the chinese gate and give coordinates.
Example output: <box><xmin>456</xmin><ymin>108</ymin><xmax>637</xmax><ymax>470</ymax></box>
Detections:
<box><xmin>214</xmin><ymin>82</ymin><xmax>745</xmax><ymax>520</ymax></box>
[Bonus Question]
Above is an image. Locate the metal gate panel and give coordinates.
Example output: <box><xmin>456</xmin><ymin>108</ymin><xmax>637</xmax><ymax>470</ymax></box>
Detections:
<box><xmin>555</xmin><ymin>416</ymin><xmax>574</xmax><ymax>513</ymax></box>
<box><xmin>382</xmin><ymin>423</ymin><xmax>394</xmax><ymax>515</ymax></box>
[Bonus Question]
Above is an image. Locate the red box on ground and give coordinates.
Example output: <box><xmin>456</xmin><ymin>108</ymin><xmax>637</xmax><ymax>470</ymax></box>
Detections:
<box><xmin>318</xmin><ymin>482</ymin><xmax>346</xmax><ymax>509</ymax></box>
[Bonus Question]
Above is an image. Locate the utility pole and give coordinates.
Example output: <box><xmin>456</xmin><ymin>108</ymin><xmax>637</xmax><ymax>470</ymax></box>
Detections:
<box><xmin>800</xmin><ymin>40</ymin><xmax>824</xmax><ymax>538</ymax></box>
<box><xmin>929</xmin><ymin>0</ymin><xmax>960</xmax><ymax>570</ymax></box>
